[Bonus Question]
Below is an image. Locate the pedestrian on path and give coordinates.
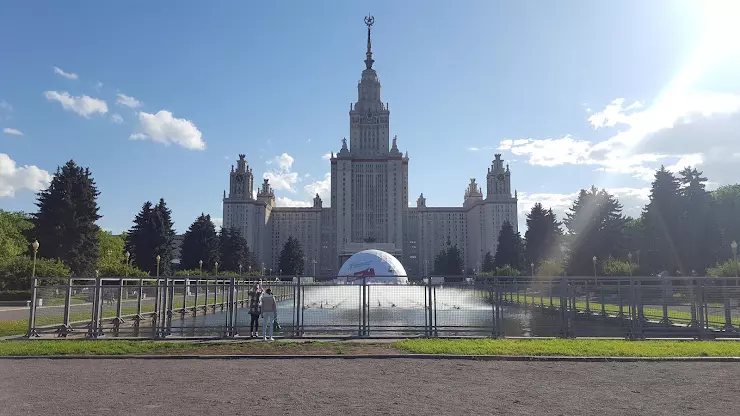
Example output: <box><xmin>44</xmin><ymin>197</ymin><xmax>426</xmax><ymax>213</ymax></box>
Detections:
<box><xmin>261</xmin><ymin>288</ymin><xmax>277</xmax><ymax>341</ymax></box>
<box><xmin>247</xmin><ymin>283</ymin><xmax>262</xmax><ymax>337</ymax></box>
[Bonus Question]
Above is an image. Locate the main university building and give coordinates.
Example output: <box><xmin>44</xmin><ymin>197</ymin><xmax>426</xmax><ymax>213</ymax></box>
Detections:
<box><xmin>222</xmin><ymin>17</ymin><xmax>518</xmax><ymax>277</ymax></box>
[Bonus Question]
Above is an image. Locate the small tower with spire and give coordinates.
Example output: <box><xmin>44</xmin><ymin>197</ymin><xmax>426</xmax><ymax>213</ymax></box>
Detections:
<box><xmin>227</xmin><ymin>153</ymin><xmax>254</xmax><ymax>201</ymax></box>
<box><xmin>486</xmin><ymin>153</ymin><xmax>512</xmax><ymax>199</ymax></box>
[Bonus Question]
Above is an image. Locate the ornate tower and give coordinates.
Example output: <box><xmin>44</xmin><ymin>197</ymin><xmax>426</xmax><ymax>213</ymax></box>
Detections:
<box><xmin>486</xmin><ymin>154</ymin><xmax>512</xmax><ymax>198</ymax></box>
<box><xmin>228</xmin><ymin>154</ymin><xmax>254</xmax><ymax>200</ymax></box>
<box><xmin>348</xmin><ymin>14</ymin><xmax>391</xmax><ymax>156</ymax></box>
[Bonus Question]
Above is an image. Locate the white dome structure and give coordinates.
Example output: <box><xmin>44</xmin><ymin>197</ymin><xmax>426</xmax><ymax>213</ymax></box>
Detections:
<box><xmin>337</xmin><ymin>249</ymin><xmax>408</xmax><ymax>285</ymax></box>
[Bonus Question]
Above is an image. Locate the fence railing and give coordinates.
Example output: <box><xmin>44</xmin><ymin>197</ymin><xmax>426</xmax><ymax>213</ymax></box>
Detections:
<box><xmin>24</xmin><ymin>275</ymin><xmax>740</xmax><ymax>340</ymax></box>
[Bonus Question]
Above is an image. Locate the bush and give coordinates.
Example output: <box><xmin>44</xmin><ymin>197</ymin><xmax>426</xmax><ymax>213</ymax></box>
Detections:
<box><xmin>494</xmin><ymin>265</ymin><xmax>521</xmax><ymax>277</ymax></box>
<box><xmin>0</xmin><ymin>256</ymin><xmax>71</xmax><ymax>291</ymax></box>
<box><xmin>536</xmin><ymin>259</ymin><xmax>564</xmax><ymax>277</ymax></box>
<box><xmin>707</xmin><ymin>260</ymin><xmax>740</xmax><ymax>277</ymax></box>
<box><xmin>602</xmin><ymin>259</ymin><xmax>637</xmax><ymax>276</ymax></box>
<box><xmin>0</xmin><ymin>290</ymin><xmax>31</xmax><ymax>301</ymax></box>
<box><xmin>96</xmin><ymin>262</ymin><xmax>149</xmax><ymax>277</ymax></box>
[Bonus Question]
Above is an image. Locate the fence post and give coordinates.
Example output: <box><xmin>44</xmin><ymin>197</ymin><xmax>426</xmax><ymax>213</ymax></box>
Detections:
<box><xmin>26</xmin><ymin>276</ymin><xmax>40</xmax><ymax>338</ymax></box>
<box><xmin>57</xmin><ymin>278</ymin><xmax>73</xmax><ymax>337</ymax></box>
<box><xmin>558</xmin><ymin>278</ymin><xmax>570</xmax><ymax>338</ymax></box>
<box><xmin>112</xmin><ymin>277</ymin><xmax>125</xmax><ymax>334</ymax></box>
<box><xmin>192</xmin><ymin>279</ymin><xmax>199</xmax><ymax>316</ymax></box>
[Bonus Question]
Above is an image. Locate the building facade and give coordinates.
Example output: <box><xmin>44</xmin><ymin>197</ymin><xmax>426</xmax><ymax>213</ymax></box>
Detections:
<box><xmin>222</xmin><ymin>17</ymin><xmax>518</xmax><ymax>277</ymax></box>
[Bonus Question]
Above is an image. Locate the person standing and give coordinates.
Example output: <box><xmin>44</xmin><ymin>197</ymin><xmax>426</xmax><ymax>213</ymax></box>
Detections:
<box><xmin>247</xmin><ymin>283</ymin><xmax>263</xmax><ymax>338</ymax></box>
<box><xmin>261</xmin><ymin>288</ymin><xmax>277</xmax><ymax>341</ymax></box>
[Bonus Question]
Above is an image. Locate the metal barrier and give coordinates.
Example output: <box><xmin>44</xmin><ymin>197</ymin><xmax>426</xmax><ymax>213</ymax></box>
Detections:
<box><xmin>24</xmin><ymin>275</ymin><xmax>740</xmax><ymax>339</ymax></box>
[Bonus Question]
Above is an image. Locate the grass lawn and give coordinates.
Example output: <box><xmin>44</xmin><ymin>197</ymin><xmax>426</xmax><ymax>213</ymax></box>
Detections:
<box><xmin>1</xmin><ymin>338</ymin><xmax>740</xmax><ymax>357</ymax></box>
<box><xmin>0</xmin><ymin>340</ymin><xmax>396</xmax><ymax>356</ymax></box>
<box><xmin>395</xmin><ymin>338</ymin><xmax>740</xmax><ymax>357</ymax></box>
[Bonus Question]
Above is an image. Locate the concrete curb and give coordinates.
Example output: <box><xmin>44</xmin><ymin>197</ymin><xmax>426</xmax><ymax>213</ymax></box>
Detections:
<box><xmin>2</xmin><ymin>354</ymin><xmax>740</xmax><ymax>362</ymax></box>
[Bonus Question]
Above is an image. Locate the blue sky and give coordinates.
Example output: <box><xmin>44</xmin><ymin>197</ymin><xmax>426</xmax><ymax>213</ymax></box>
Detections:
<box><xmin>2</xmin><ymin>1</ymin><xmax>740</xmax><ymax>233</ymax></box>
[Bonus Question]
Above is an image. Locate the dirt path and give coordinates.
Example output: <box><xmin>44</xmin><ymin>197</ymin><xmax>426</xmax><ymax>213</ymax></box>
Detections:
<box><xmin>1</xmin><ymin>358</ymin><xmax>737</xmax><ymax>415</ymax></box>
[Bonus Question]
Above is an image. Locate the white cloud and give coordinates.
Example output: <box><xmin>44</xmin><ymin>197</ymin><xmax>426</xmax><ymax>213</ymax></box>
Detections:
<box><xmin>498</xmin><ymin>91</ymin><xmax>740</xmax><ymax>184</ymax></box>
<box><xmin>0</xmin><ymin>100</ymin><xmax>12</xmax><ymax>112</ymax></box>
<box><xmin>44</xmin><ymin>91</ymin><xmax>108</xmax><ymax>118</ymax></box>
<box><xmin>53</xmin><ymin>66</ymin><xmax>78</xmax><ymax>80</ymax></box>
<box><xmin>275</xmin><ymin>197</ymin><xmax>312</xmax><ymax>207</ymax></box>
<box><xmin>116</xmin><ymin>93</ymin><xmax>142</xmax><ymax>109</ymax></box>
<box><xmin>3</xmin><ymin>128</ymin><xmax>23</xmax><ymax>136</ymax></box>
<box><xmin>321</xmin><ymin>152</ymin><xmax>332</xmax><ymax>160</ymax></box>
<box><xmin>129</xmin><ymin>132</ymin><xmax>148</xmax><ymax>140</ymax></box>
<box><xmin>110</xmin><ymin>113</ymin><xmax>123</xmax><ymax>124</ymax></box>
<box><xmin>264</xmin><ymin>153</ymin><xmax>299</xmax><ymax>191</ymax></box>
<box><xmin>0</xmin><ymin>153</ymin><xmax>52</xmax><ymax>197</ymax></box>
<box><xmin>467</xmin><ymin>146</ymin><xmax>493</xmax><ymax>152</ymax></box>
<box><xmin>211</xmin><ymin>217</ymin><xmax>223</xmax><ymax>230</ymax></box>
<box><xmin>134</xmin><ymin>110</ymin><xmax>206</xmax><ymax>150</ymax></box>
<box><xmin>94</xmin><ymin>81</ymin><xmax>103</xmax><ymax>91</ymax></box>
<box><xmin>304</xmin><ymin>172</ymin><xmax>331</xmax><ymax>201</ymax></box>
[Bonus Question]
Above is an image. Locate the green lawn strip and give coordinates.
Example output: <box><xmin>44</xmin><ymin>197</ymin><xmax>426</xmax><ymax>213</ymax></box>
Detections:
<box><xmin>394</xmin><ymin>338</ymin><xmax>740</xmax><ymax>357</ymax></box>
<box><xmin>0</xmin><ymin>340</ymin><xmax>388</xmax><ymax>356</ymax></box>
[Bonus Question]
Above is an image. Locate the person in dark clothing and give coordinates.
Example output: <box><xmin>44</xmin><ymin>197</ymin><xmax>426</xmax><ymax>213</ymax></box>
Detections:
<box><xmin>247</xmin><ymin>283</ymin><xmax>262</xmax><ymax>337</ymax></box>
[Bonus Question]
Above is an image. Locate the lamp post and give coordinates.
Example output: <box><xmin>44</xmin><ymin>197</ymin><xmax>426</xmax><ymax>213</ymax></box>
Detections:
<box><xmin>199</xmin><ymin>260</ymin><xmax>203</xmax><ymax>276</ymax></box>
<box><xmin>261</xmin><ymin>262</ymin><xmax>265</xmax><ymax>276</ymax></box>
<box><xmin>312</xmin><ymin>259</ymin><xmax>317</xmax><ymax>277</ymax></box>
<box><xmin>215</xmin><ymin>262</ymin><xmax>219</xmax><ymax>276</ymax></box>
<box><xmin>248</xmin><ymin>264</ymin><xmax>252</xmax><ymax>275</ymax></box>
<box><xmin>156</xmin><ymin>255</ymin><xmax>161</xmax><ymax>278</ymax></box>
<box><xmin>731</xmin><ymin>240</ymin><xmax>738</xmax><ymax>278</ymax></box>
<box><xmin>530</xmin><ymin>262</ymin><xmax>534</xmax><ymax>277</ymax></box>
<box><xmin>239</xmin><ymin>264</ymin><xmax>243</xmax><ymax>276</ymax></box>
<box><xmin>592</xmin><ymin>256</ymin><xmax>597</xmax><ymax>278</ymax></box>
<box><xmin>31</xmin><ymin>240</ymin><xmax>39</xmax><ymax>281</ymax></box>
<box><xmin>627</xmin><ymin>252</ymin><xmax>633</xmax><ymax>277</ymax></box>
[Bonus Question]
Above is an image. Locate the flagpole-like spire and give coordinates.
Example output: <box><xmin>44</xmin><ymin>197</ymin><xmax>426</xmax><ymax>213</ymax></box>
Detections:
<box><xmin>364</xmin><ymin>14</ymin><xmax>375</xmax><ymax>70</ymax></box>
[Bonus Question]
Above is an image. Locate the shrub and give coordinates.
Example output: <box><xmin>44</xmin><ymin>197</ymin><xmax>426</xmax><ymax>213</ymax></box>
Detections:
<box><xmin>0</xmin><ymin>290</ymin><xmax>32</xmax><ymax>301</ymax></box>
<box><xmin>602</xmin><ymin>259</ymin><xmax>637</xmax><ymax>276</ymax></box>
<box><xmin>0</xmin><ymin>256</ymin><xmax>71</xmax><ymax>291</ymax></box>
<box><xmin>706</xmin><ymin>260</ymin><xmax>740</xmax><ymax>277</ymax></box>
<box><xmin>536</xmin><ymin>259</ymin><xmax>564</xmax><ymax>277</ymax></box>
<box><xmin>494</xmin><ymin>265</ymin><xmax>521</xmax><ymax>277</ymax></box>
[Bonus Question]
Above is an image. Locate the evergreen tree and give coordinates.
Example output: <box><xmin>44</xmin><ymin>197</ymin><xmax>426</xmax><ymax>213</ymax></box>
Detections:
<box><xmin>712</xmin><ymin>184</ymin><xmax>740</xmax><ymax>261</ymax></box>
<box><xmin>563</xmin><ymin>186</ymin><xmax>628</xmax><ymax>275</ymax></box>
<box><xmin>125</xmin><ymin>201</ymin><xmax>155</xmax><ymax>273</ymax></box>
<box><xmin>32</xmin><ymin>160</ymin><xmax>101</xmax><ymax>276</ymax></box>
<box><xmin>524</xmin><ymin>203</ymin><xmax>562</xmax><ymax>267</ymax></box>
<box><xmin>493</xmin><ymin>221</ymin><xmax>524</xmax><ymax>270</ymax></box>
<box><xmin>481</xmin><ymin>251</ymin><xmax>495</xmax><ymax>273</ymax></box>
<box><xmin>219</xmin><ymin>227</ymin><xmax>252</xmax><ymax>273</ymax></box>
<box><xmin>678</xmin><ymin>167</ymin><xmax>721</xmax><ymax>274</ymax></box>
<box><xmin>278</xmin><ymin>236</ymin><xmax>304</xmax><ymax>275</ymax></box>
<box><xmin>153</xmin><ymin>199</ymin><xmax>176</xmax><ymax>276</ymax></box>
<box><xmin>433</xmin><ymin>237</ymin><xmax>464</xmax><ymax>275</ymax></box>
<box><xmin>180</xmin><ymin>213</ymin><xmax>219</xmax><ymax>272</ymax></box>
<box><xmin>641</xmin><ymin>167</ymin><xmax>683</xmax><ymax>274</ymax></box>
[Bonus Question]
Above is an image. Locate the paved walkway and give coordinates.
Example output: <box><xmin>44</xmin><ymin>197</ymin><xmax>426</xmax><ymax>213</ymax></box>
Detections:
<box><xmin>0</xmin><ymin>359</ymin><xmax>736</xmax><ymax>415</ymax></box>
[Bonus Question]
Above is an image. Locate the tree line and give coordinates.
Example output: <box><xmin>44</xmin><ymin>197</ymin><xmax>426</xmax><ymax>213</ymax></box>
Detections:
<box><xmin>440</xmin><ymin>166</ymin><xmax>739</xmax><ymax>278</ymax></box>
<box><xmin>0</xmin><ymin>160</ymin><xmax>308</xmax><ymax>294</ymax></box>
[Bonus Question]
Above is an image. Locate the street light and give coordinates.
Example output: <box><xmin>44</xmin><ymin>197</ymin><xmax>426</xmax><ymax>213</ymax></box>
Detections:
<box><xmin>239</xmin><ymin>264</ymin><xmax>243</xmax><ymax>276</ymax></box>
<box><xmin>124</xmin><ymin>251</ymin><xmax>130</xmax><ymax>278</ymax></box>
<box><xmin>198</xmin><ymin>260</ymin><xmax>203</xmax><ymax>276</ymax></box>
<box><xmin>31</xmin><ymin>240</ymin><xmax>40</xmax><ymax>280</ymax></box>
<box><xmin>156</xmin><ymin>254</ymin><xmax>161</xmax><ymax>278</ymax></box>
<box><xmin>312</xmin><ymin>259</ymin><xmax>317</xmax><ymax>277</ymax></box>
<box><xmin>592</xmin><ymin>256</ymin><xmax>597</xmax><ymax>278</ymax></box>
<box><xmin>530</xmin><ymin>262</ymin><xmax>535</xmax><ymax>277</ymax></box>
<box><xmin>732</xmin><ymin>240</ymin><xmax>738</xmax><ymax>261</ymax></box>
<box><xmin>214</xmin><ymin>262</ymin><xmax>219</xmax><ymax>276</ymax></box>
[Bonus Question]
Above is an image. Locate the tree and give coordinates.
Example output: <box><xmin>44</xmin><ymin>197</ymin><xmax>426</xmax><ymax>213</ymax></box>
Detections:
<box><xmin>0</xmin><ymin>210</ymin><xmax>33</xmax><ymax>261</ymax></box>
<box><xmin>0</xmin><ymin>256</ymin><xmax>70</xmax><ymax>290</ymax></box>
<box><xmin>524</xmin><ymin>203</ymin><xmax>562</xmax><ymax>267</ymax></box>
<box><xmin>31</xmin><ymin>160</ymin><xmax>101</xmax><ymax>276</ymax></box>
<box><xmin>219</xmin><ymin>227</ymin><xmax>253</xmax><ymax>273</ymax></box>
<box><xmin>433</xmin><ymin>237</ymin><xmax>464</xmax><ymax>275</ymax></box>
<box><xmin>126</xmin><ymin>200</ymin><xmax>176</xmax><ymax>275</ymax></box>
<box><xmin>278</xmin><ymin>236</ymin><xmax>304</xmax><ymax>275</ymax></box>
<box><xmin>153</xmin><ymin>199</ymin><xmax>176</xmax><ymax>275</ymax></box>
<box><xmin>641</xmin><ymin>166</ymin><xmax>683</xmax><ymax>274</ymax></box>
<box><xmin>712</xmin><ymin>184</ymin><xmax>740</xmax><ymax>261</ymax></box>
<box><xmin>563</xmin><ymin>186</ymin><xmax>628</xmax><ymax>276</ymax></box>
<box><xmin>180</xmin><ymin>213</ymin><xmax>219</xmax><ymax>272</ymax></box>
<box><xmin>676</xmin><ymin>167</ymin><xmax>721</xmax><ymax>274</ymax></box>
<box><xmin>493</xmin><ymin>221</ymin><xmax>523</xmax><ymax>270</ymax></box>
<box><xmin>481</xmin><ymin>251</ymin><xmax>495</xmax><ymax>273</ymax></box>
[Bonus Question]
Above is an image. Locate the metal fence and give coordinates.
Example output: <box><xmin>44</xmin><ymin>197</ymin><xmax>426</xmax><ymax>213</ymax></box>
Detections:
<box><xmin>24</xmin><ymin>275</ymin><xmax>740</xmax><ymax>339</ymax></box>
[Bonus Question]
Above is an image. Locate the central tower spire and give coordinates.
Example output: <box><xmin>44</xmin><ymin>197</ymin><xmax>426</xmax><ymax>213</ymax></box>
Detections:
<box><xmin>364</xmin><ymin>14</ymin><xmax>375</xmax><ymax>70</ymax></box>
